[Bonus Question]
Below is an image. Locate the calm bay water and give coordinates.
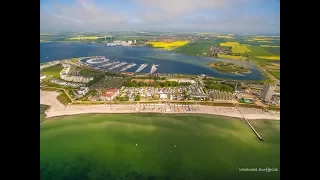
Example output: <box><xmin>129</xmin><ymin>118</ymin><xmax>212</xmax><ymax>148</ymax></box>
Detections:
<box><xmin>40</xmin><ymin>42</ymin><xmax>265</xmax><ymax>80</ymax></box>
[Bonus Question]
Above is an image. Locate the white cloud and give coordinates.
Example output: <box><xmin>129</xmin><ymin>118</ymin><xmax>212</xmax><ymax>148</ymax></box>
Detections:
<box><xmin>137</xmin><ymin>0</ymin><xmax>227</xmax><ymax>14</ymax></box>
<box><xmin>40</xmin><ymin>0</ymin><xmax>279</xmax><ymax>34</ymax></box>
<box><xmin>41</xmin><ymin>0</ymin><xmax>127</xmax><ymax>31</ymax></box>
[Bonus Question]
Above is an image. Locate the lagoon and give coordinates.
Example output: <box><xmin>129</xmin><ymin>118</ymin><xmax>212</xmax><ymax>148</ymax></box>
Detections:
<box><xmin>40</xmin><ymin>42</ymin><xmax>265</xmax><ymax>80</ymax></box>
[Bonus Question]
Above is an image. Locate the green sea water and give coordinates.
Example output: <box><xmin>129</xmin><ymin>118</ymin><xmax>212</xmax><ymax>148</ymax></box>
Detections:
<box><xmin>40</xmin><ymin>113</ymin><xmax>280</xmax><ymax>180</ymax></box>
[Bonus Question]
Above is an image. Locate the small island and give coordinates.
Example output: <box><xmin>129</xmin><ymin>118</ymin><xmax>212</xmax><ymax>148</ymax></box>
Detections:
<box><xmin>208</xmin><ymin>62</ymin><xmax>251</xmax><ymax>74</ymax></box>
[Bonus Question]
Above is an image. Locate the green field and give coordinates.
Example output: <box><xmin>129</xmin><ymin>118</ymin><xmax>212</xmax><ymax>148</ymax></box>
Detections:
<box><xmin>41</xmin><ymin>64</ymin><xmax>63</xmax><ymax>78</ymax></box>
<box><xmin>269</xmin><ymin>71</ymin><xmax>280</xmax><ymax>80</ymax></box>
<box><xmin>174</xmin><ymin>40</ymin><xmax>223</xmax><ymax>56</ymax></box>
<box><xmin>40</xmin><ymin>114</ymin><xmax>280</xmax><ymax>180</ymax></box>
<box><xmin>263</xmin><ymin>47</ymin><xmax>280</xmax><ymax>55</ymax></box>
<box><xmin>247</xmin><ymin>46</ymin><xmax>275</xmax><ymax>56</ymax></box>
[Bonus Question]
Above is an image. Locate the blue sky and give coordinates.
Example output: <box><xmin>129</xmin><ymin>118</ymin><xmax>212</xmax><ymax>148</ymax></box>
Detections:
<box><xmin>40</xmin><ymin>0</ymin><xmax>280</xmax><ymax>34</ymax></box>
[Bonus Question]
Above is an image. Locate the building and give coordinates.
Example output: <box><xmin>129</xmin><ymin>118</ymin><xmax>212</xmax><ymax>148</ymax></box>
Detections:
<box><xmin>261</xmin><ymin>83</ymin><xmax>276</xmax><ymax>103</ymax></box>
<box><xmin>170</xmin><ymin>94</ymin><xmax>173</xmax><ymax>100</ymax></box>
<box><xmin>133</xmin><ymin>40</ymin><xmax>137</xmax><ymax>44</ymax></box>
<box><xmin>121</xmin><ymin>72</ymin><xmax>134</xmax><ymax>76</ymax></box>
<box><xmin>76</xmin><ymin>87</ymin><xmax>89</xmax><ymax>95</ymax></box>
<box><xmin>190</xmin><ymin>94</ymin><xmax>208</xmax><ymax>99</ymax></box>
<box><xmin>60</xmin><ymin>64</ymin><xmax>93</xmax><ymax>83</ymax></box>
<box><xmin>166</xmin><ymin>78</ymin><xmax>196</xmax><ymax>84</ymax></box>
<box><xmin>40</xmin><ymin>75</ymin><xmax>46</xmax><ymax>81</ymax></box>
<box><xmin>100</xmin><ymin>88</ymin><xmax>120</xmax><ymax>101</ymax></box>
<box><xmin>160</xmin><ymin>93</ymin><xmax>168</xmax><ymax>99</ymax></box>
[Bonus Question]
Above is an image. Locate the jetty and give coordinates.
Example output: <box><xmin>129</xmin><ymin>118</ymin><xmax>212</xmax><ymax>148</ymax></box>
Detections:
<box><xmin>135</xmin><ymin>64</ymin><xmax>148</xmax><ymax>73</ymax></box>
<box><xmin>150</xmin><ymin>64</ymin><xmax>159</xmax><ymax>74</ymax></box>
<box><xmin>109</xmin><ymin>62</ymin><xmax>128</xmax><ymax>70</ymax></box>
<box><xmin>119</xmin><ymin>63</ymin><xmax>137</xmax><ymax>72</ymax></box>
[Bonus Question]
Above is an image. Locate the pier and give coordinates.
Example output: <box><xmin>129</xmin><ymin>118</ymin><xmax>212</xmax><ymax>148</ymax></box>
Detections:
<box><xmin>238</xmin><ymin>107</ymin><xmax>263</xmax><ymax>141</ymax></box>
<box><xmin>135</xmin><ymin>64</ymin><xmax>148</xmax><ymax>73</ymax></box>
<box><xmin>150</xmin><ymin>64</ymin><xmax>159</xmax><ymax>74</ymax></box>
<box><xmin>109</xmin><ymin>62</ymin><xmax>128</xmax><ymax>70</ymax></box>
<box><xmin>100</xmin><ymin>61</ymin><xmax>120</xmax><ymax>68</ymax></box>
<box><xmin>119</xmin><ymin>63</ymin><xmax>137</xmax><ymax>72</ymax></box>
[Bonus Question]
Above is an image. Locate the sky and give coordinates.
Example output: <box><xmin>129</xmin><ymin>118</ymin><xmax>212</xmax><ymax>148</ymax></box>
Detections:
<box><xmin>40</xmin><ymin>0</ymin><xmax>280</xmax><ymax>34</ymax></box>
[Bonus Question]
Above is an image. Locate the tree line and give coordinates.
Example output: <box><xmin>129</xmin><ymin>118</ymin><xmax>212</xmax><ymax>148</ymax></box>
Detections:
<box><xmin>125</xmin><ymin>80</ymin><xmax>191</xmax><ymax>88</ymax></box>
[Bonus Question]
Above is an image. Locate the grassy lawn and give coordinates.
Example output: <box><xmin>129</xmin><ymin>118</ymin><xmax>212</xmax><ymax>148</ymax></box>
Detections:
<box><xmin>40</xmin><ymin>114</ymin><xmax>279</xmax><ymax>180</ymax></box>
<box><xmin>78</xmin><ymin>68</ymin><xmax>102</xmax><ymax>76</ymax></box>
<box><xmin>69</xmin><ymin>57</ymin><xmax>82</xmax><ymax>63</ymax></box>
<box><xmin>56</xmin><ymin>90</ymin><xmax>71</xmax><ymax>105</ymax></box>
<box><xmin>40</xmin><ymin>104</ymin><xmax>49</xmax><ymax>123</ymax></box>
<box><xmin>41</xmin><ymin>64</ymin><xmax>63</xmax><ymax>78</ymax></box>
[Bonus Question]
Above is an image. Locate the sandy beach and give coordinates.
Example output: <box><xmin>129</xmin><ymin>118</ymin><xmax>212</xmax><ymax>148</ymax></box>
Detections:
<box><xmin>40</xmin><ymin>90</ymin><xmax>280</xmax><ymax>120</ymax></box>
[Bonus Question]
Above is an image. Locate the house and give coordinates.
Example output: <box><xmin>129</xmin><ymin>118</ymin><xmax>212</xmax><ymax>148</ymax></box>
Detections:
<box><xmin>100</xmin><ymin>88</ymin><xmax>120</xmax><ymax>101</ymax></box>
<box><xmin>160</xmin><ymin>93</ymin><xmax>168</xmax><ymax>99</ymax></box>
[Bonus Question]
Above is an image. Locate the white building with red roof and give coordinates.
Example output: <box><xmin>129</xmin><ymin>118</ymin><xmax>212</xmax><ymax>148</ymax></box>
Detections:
<box><xmin>100</xmin><ymin>88</ymin><xmax>120</xmax><ymax>101</ymax></box>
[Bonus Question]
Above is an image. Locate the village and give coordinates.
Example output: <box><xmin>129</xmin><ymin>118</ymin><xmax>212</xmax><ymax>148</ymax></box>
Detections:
<box><xmin>40</xmin><ymin>59</ymin><xmax>280</xmax><ymax>108</ymax></box>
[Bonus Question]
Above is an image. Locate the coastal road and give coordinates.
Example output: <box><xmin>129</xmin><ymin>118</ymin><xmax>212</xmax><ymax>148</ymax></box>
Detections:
<box><xmin>250</xmin><ymin>60</ymin><xmax>280</xmax><ymax>84</ymax></box>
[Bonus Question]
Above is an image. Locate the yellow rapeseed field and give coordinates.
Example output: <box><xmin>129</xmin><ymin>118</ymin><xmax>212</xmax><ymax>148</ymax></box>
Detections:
<box><xmin>220</xmin><ymin>42</ymin><xmax>240</xmax><ymax>46</ymax></box>
<box><xmin>217</xmin><ymin>36</ymin><xmax>234</xmax><ymax>39</ymax></box>
<box><xmin>146</xmin><ymin>41</ymin><xmax>189</xmax><ymax>50</ymax></box>
<box><xmin>256</xmin><ymin>56</ymin><xmax>280</xmax><ymax>60</ymax></box>
<box><xmin>218</xmin><ymin>54</ymin><xmax>247</xmax><ymax>60</ymax></box>
<box><xmin>220</xmin><ymin>42</ymin><xmax>251</xmax><ymax>54</ymax></box>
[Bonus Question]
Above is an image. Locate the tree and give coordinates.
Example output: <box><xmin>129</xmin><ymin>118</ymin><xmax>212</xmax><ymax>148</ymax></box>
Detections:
<box><xmin>135</xmin><ymin>95</ymin><xmax>141</xmax><ymax>101</ymax></box>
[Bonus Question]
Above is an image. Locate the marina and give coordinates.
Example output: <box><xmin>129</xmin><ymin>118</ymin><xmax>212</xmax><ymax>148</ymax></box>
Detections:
<box><xmin>99</xmin><ymin>61</ymin><xmax>120</xmax><ymax>68</ymax></box>
<box><xmin>119</xmin><ymin>63</ymin><xmax>137</xmax><ymax>72</ymax></box>
<box><xmin>135</xmin><ymin>64</ymin><xmax>148</xmax><ymax>73</ymax></box>
<box><xmin>41</xmin><ymin>43</ymin><xmax>266</xmax><ymax>81</ymax></box>
<box><xmin>86</xmin><ymin>56</ymin><xmax>108</xmax><ymax>64</ymax></box>
<box><xmin>109</xmin><ymin>62</ymin><xmax>128</xmax><ymax>70</ymax></box>
<box><xmin>150</xmin><ymin>64</ymin><xmax>159</xmax><ymax>74</ymax></box>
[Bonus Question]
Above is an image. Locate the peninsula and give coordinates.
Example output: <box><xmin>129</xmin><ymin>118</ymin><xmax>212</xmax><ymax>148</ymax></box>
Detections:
<box><xmin>208</xmin><ymin>62</ymin><xmax>251</xmax><ymax>74</ymax></box>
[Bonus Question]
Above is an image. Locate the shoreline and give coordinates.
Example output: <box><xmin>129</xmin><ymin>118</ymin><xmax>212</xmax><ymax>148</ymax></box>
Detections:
<box><xmin>41</xmin><ymin>90</ymin><xmax>280</xmax><ymax>120</ymax></box>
